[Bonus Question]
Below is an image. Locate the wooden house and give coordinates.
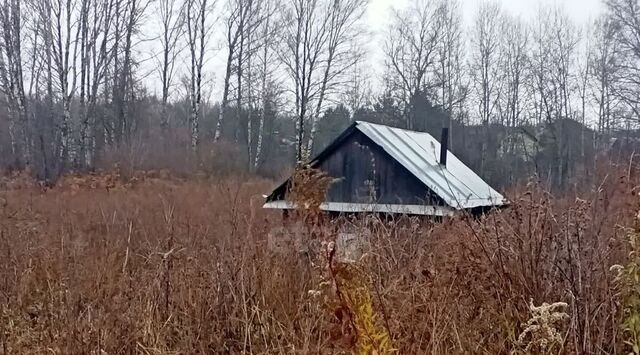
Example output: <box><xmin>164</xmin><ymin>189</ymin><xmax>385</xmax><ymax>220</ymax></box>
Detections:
<box><xmin>264</xmin><ymin>121</ymin><xmax>506</xmax><ymax>216</ymax></box>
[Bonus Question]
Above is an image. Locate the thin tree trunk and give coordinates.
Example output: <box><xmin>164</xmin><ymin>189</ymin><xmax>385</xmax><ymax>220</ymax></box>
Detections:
<box><xmin>306</xmin><ymin>47</ymin><xmax>334</xmax><ymax>155</ymax></box>
<box><xmin>235</xmin><ymin>17</ymin><xmax>244</xmax><ymax>144</ymax></box>
<box><xmin>254</xmin><ymin>16</ymin><xmax>270</xmax><ymax>170</ymax></box>
<box><xmin>215</xmin><ymin>52</ymin><xmax>233</xmax><ymax>142</ymax></box>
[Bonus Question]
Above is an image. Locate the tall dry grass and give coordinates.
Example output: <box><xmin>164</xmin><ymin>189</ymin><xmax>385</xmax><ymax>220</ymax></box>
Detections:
<box><xmin>0</xmin><ymin>168</ymin><xmax>638</xmax><ymax>354</ymax></box>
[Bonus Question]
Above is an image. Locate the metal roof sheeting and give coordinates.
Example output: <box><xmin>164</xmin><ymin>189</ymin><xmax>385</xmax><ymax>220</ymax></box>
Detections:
<box><xmin>264</xmin><ymin>201</ymin><xmax>455</xmax><ymax>216</ymax></box>
<box><xmin>354</xmin><ymin>121</ymin><xmax>506</xmax><ymax>209</ymax></box>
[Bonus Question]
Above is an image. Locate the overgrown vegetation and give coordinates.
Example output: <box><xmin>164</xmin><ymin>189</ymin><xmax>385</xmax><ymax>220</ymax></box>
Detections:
<box><xmin>0</xmin><ymin>166</ymin><xmax>638</xmax><ymax>354</ymax></box>
<box><xmin>612</xmin><ymin>212</ymin><xmax>640</xmax><ymax>355</ymax></box>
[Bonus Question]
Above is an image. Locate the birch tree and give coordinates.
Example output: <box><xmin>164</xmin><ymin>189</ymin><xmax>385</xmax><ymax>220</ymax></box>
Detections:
<box><xmin>49</xmin><ymin>0</ymin><xmax>79</xmax><ymax>165</ymax></box>
<box><xmin>82</xmin><ymin>0</ymin><xmax>116</xmax><ymax>165</ymax></box>
<box><xmin>304</xmin><ymin>0</ymin><xmax>366</xmax><ymax>154</ymax></box>
<box><xmin>213</xmin><ymin>0</ymin><xmax>238</xmax><ymax>142</ymax></box>
<box><xmin>214</xmin><ymin>0</ymin><xmax>259</xmax><ymax>143</ymax></box>
<box><xmin>185</xmin><ymin>0</ymin><xmax>212</xmax><ymax>150</ymax></box>
<box><xmin>243</xmin><ymin>0</ymin><xmax>271</xmax><ymax>170</ymax></box>
<box><xmin>73</xmin><ymin>0</ymin><xmax>116</xmax><ymax>167</ymax></box>
<box><xmin>113</xmin><ymin>0</ymin><xmax>147</xmax><ymax>145</ymax></box>
<box><xmin>251</xmin><ymin>0</ymin><xmax>281</xmax><ymax>170</ymax></box>
<box><xmin>235</xmin><ymin>0</ymin><xmax>270</xmax><ymax>145</ymax></box>
<box><xmin>279</xmin><ymin>0</ymin><xmax>367</xmax><ymax>161</ymax></box>
<box><xmin>279</xmin><ymin>0</ymin><xmax>330</xmax><ymax>162</ymax></box>
<box><xmin>29</xmin><ymin>0</ymin><xmax>57</xmax><ymax>177</ymax></box>
<box><xmin>0</xmin><ymin>0</ymin><xmax>29</xmax><ymax>165</ymax></box>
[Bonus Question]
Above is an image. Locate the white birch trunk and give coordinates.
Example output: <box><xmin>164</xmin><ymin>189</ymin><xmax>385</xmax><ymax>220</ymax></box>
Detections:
<box><xmin>191</xmin><ymin>100</ymin><xmax>199</xmax><ymax>150</ymax></box>
<box><xmin>61</xmin><ymin>103</ymin><xmax>71</xmax><ymax>162</ymax></box>
<box><xmin>214</xmin><ymin>72</ymin><xmax>230</xmax><ymax>142</ymax></box>
<box><xmin>306</xmin><ymin>63</ymin><xmax>330</xmax><ymax>156</ymax></box>
<box><xmin>7</xmin><ymin>108</ymin><xmax>17</xmax><ymax>156</ymax></box>
<box><xmin>254</xmin><ymin>49</ymin><xmax>268</xmax><ymax>170</ymax></box>
<box><xmin>254</xmin><ymin>101</ymin><xmax>265</xmax><ymax>169</ymax></box>
<box><xmin>214</xmin><ymin>25</ymin><xmax>236</xmax><ymax>142</ymax></box>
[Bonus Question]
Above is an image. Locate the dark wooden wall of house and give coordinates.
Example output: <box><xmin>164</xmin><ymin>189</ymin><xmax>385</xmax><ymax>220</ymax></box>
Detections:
<box><xmin>317</xmin><ymin>131</ymin><xmax>443</xmax><ymax>205</ymax></box>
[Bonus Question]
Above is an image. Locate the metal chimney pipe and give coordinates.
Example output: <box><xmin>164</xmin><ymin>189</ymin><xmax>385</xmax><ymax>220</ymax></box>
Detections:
<box><xmin>440</xmin><ymin>127</ymin><xmax>449</xmax><ymax>167</ymax></box>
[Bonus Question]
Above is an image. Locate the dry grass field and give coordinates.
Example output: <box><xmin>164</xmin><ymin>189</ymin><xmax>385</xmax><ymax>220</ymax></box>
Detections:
<box><xmin>0</xmin><ymin>168</ymin><xmax>639</xmax><ymax>354</ymax></box>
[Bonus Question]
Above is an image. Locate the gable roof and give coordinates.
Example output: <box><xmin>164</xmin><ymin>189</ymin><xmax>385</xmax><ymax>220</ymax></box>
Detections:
<box><xmin>265</xmin><ymin>121</ymin><xmax>506</xmax><ymax>211</ymax></box>
<box><xmin>355</xmin><ymin>121</ymin><xmax>505</xmax><ymax>209</ymax></box>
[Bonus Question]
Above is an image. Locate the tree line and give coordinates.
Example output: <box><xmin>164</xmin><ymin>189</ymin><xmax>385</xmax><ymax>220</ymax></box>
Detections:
<box><xmin>0</xmin><ymin>0</ymin><xmax>639</xmax><ymax>188</ymax></box>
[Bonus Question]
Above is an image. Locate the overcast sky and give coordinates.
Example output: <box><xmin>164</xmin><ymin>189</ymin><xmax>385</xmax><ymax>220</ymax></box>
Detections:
<box><xmin>143</xmin><ymin>0</ymin><xmax>606</xmax><ymax>99</ymax></box>
<box><xmin>367</xmin><ymin>0</ymin><xmax>604</xmax><ymax>27</ymax></box>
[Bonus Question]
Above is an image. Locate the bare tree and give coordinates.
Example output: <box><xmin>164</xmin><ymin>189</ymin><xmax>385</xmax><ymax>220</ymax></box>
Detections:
<box><xmin>101</xmin><ymin>0</ymin><xmax>147</xmax><ymax>148</ymax></box>
<box><xmin>384</xmin><ymin>0</ymin><xmax>441</xmax><ymax>130</ymax></box>
<box><xmin>304</xmin><ymin>0</ymin><xmax>366</xmax><ymax>154</ymax></box>
<box><xmin>235</xmin><ymin>0</ymin><xmax>271</xmax><ymax>147</ymax></box>
<box><xmin>492</xmin><ymin>13</ymin><xmax>533</xmax><ymax>184</ymax></box>
<box><xmin>605</xmin><ymin>0</ymin><xmax>640</xmax><ymax>121</ymax></box>
<box><xmin>214</xmin><ymin>0</ymin><xmax>236</xmax><ymax>142</ymax></box>
<box><xmin>530</xmin><ymin>7</ymin><xmax>580</xmax><ymax>124</ymax></box>
<box><xmin>185</xmin><ymin>0</ymin><xmax>213</xmax><ymax>150</ymax></box>
<box><xmin>589</xmin><ymin>16</ymin><xmax>620</xmax><ymax>143</ymax></box>
<box><xmin>156</xmin><ymin>0</ymin><xmax>185</xmax><ymax>136</ymax></box>
<box><xmin>28</xmin><ymin>0</ymin><xmax>57</xmax><ymax>177</ymax></box>
<box><xmin>530</xmin><ymin>6</ymin><xmax>580</xmax><ymax>188</ymax></box>
<box><xmin>76</xmin><ymin>0</ymin><xmax>90</xmax><ymax>164</ymax></box>
<box><xmin>499</xmin><ymin>14</ymin><xmax>529</xmax><ymax>130</ymax></box>
<box><xmin>0</xmin><ymin>0</ymin><xmax>29</xmax><ymax>165</ymax></box>
<box><xmin>116</xmin><ymin>0</ymin><xmax>147</xmax><ymax>145</ymax></box>
<box><xmin>49</xmin><ymin>0</ymin><xmax>80</xmax><ymax>165</ymax></box>
<box><xmin>470</xmin><ymin>0</ymin><xmax>503</xmax><ymax>173</ymax></box>
<box><xmin>72</xmin><ymin>0</ymin><xmax>117</xmax><ymax>167</ymax></box>
<box><xmin>278</xmin><ymin>0</ymin><xmax>366</xmax><ymax>161</ymax></box>
<box><xmin>214</xmin><ymin>0</ymin><xmax>263</xmax><ymax>143</ymax></box>
<box><xmin>278</xmin><ymin>0</ymin><xmax>329</xmax><ymax>162</ymax></box>
<box><xmin>342</xmin><ymin>60</ymin><xmax>371</xmax><ymax>115</ymax></box>
<box><xmin>251</xmin><ymin>0</ymin><xmax>281</xmax><ymax>170</ymax></box>
<box><xmin>243</xmin><ymin>0</ymin><xmax>273</xmax><ymax>170</ymax></box>
<box><xmin>434</xmin><ymin>0</ymin><xmax>465</xmax><ymax>143</ymax></box>
<box><xmin>82</xmin><ymin>0</ymin><xmax>116</xmax><ymax>166</ymax></box>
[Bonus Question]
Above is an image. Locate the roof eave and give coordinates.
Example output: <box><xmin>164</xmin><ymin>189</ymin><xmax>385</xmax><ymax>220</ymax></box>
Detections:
<box><xmin>263</xmin><ymin>200</ymin><xmax>456</xmax><ymax>217</ymax></box>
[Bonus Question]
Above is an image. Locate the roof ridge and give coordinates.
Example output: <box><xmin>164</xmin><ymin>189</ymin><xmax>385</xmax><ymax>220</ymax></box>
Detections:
<box><xmin>355</xmin><ymin>120</ymin><xmax>434</xmax><ymax>136</ymax></box>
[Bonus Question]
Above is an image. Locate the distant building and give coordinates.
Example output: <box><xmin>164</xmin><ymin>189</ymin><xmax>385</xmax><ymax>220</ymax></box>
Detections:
<box><xmin>609</xmin><ymin>130</ymin><xmax>640</xmax><ymax>159</ymax></box>
<box><xmin>264</xmin><ymin>121</ymin><xmax>506</xmax><ymax>216</ymax></box>
<box><xmin>498</xmin><ymin>127</ymin><xmax>539</xmax><ymax>162</ymax></box>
